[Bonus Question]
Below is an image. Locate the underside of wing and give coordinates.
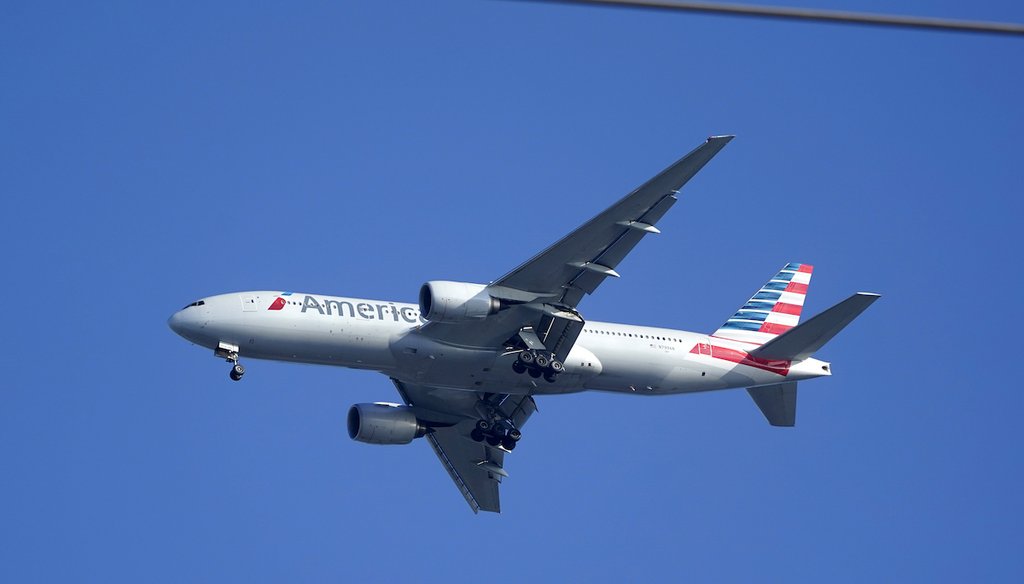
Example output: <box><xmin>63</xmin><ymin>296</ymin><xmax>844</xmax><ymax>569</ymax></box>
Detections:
<box><xmin>418</xmin><ymin>136</ymin><xmax>733</xmax><ymax>356</ymax></box>
<box><xmin>392</xmin><ymin>379</ymin><xmax>537</xmax><ymax>514</ymax></box>
<box><xmin>425</xmin><ymin>426</ymin><xmax>505</xmax><ymax>513</ymax></box>
<box><xmin>493</xmin><ymin>135</ymin><xmax>733</xmax><ymax>307</ymax></box>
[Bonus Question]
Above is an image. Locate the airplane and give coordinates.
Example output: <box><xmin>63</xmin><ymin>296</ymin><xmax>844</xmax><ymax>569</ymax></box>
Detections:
<box><xmin>167</xmin><ymin>135</ymin><xmax>879</xmax><ymax>513</ymax></box>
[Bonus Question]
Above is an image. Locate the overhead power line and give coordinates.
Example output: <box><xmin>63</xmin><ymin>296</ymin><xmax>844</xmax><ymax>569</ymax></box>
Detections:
<box><xmin>516</xmin><ymin>0</ymin><xmax>1024</xmax><ymax>36</ymax></box>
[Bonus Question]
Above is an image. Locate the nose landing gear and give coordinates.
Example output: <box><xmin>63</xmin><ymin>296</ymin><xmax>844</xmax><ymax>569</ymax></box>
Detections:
<box><xmin>215</xmin><ymin>342</ymin><xmax>245</xmax><ymax>382</ymax></box>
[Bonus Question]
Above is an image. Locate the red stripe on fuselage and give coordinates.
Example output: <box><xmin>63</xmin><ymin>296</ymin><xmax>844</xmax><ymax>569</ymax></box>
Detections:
<box><xmin>690</xmin><ymin>344</ymin><xmax>790</xmax><ymax>375</ymax></box>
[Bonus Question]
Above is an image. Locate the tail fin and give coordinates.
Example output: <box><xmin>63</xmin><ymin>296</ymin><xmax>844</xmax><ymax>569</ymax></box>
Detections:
<box><xmin>713</xmin><ymin>263</ymin><xmax>814</xmax><ymax>345</ymax></box>
<box><xmin>745</xmin><ymin>292</ymin><xmax>880</xmax><ymax>427</ymax></box>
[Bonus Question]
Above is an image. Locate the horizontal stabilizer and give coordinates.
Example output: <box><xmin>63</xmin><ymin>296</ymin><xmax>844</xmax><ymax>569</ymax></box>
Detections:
<box><xmin>747</xmin><ymin>382</ymin><xmax>798</xmax><ymax>427</ymax></box>
<box><xmin>749</xmin><ymin>292</ymin><xmax>880</xmax><ymax>361</ymax></box>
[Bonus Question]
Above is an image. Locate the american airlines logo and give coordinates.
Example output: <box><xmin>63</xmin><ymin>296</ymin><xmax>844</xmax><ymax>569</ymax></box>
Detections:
<box><xmin>269</xmin><ymin>294</ymin><xmax>423</xmax><ymax>324</ymax></box>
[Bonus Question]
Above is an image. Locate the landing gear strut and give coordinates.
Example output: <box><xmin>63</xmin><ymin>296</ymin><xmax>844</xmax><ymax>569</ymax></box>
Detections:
<box><xmin>215</xmin><ymin>342</ymin><xmax>245</xmax><ymax>382</ymax></box>
<box><xmin>509</xmin><ymin>327</ymin><xmax>564</xmax><ymax>383</ymax></box>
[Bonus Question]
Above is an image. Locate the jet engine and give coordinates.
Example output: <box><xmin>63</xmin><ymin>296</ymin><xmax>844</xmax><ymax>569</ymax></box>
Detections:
<box><xmin>418</xmin><ymin>281</ymin><xmax>501</xmax><ymax>323</ymax></box>
<box><xmin>347</xmin><ymin>403</ymin><xmax>428</xmax><ymax>445</ymax></box>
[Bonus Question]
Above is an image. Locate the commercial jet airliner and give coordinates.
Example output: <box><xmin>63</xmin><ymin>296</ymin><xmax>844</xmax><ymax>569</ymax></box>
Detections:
<box><xmin>168</xmin><ymin>136</ymin><xmax>879</xmax><ymax>513</ymax></box>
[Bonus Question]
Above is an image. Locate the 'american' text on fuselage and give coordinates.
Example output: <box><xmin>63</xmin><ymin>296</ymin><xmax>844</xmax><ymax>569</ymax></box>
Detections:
<box><xmin>300</xmin><ymin>295</ymin><xmax>423</xmax><ymax>324</ymax></box>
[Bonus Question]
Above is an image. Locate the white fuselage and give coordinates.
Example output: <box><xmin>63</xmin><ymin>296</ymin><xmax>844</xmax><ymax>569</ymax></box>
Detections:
<box><xmin>168</xmin><ymin>291</ymin><xmax>831</xmax><ymax>395</ymax></box>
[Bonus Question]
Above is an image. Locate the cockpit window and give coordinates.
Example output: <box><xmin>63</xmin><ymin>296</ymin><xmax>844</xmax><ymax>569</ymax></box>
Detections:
<box><xmin>182</xmin><ymin>300</ymin><xmax>206</xmax><ymax>309</ymax></box>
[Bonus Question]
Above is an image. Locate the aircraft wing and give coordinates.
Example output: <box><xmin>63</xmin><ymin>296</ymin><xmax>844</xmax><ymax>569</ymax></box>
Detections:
<box><xmin>419</xmin><ymin>136</ymin><xmax>733</xmax><ymax>354</ymax></box>
<box><xmin>492</xmin><ymin>135</ymin><xmax>733</xmax><ymax>308</ymax></box>
<box><xmin>392</xmin><ymin>379</ymin><xmax>537</xmax><ymax>514</ymax></box>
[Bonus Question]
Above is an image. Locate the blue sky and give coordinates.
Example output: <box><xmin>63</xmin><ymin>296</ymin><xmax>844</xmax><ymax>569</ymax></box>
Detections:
<box><xmin>2</xmin><ymin>1</ymin><xmax>1023</xmax><ymax>581</ymax></box>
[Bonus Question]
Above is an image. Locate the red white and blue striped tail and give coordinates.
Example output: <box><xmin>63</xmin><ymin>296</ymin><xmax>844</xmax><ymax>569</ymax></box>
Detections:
<box><xmin>712</xmin><ymin>263</ymin><xmax>814</xmax><ymax>345</ymax></box>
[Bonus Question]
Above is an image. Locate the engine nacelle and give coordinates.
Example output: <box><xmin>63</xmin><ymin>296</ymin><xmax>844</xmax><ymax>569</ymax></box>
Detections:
<box><xmin>418</xmin><ymin>281</ymin><xmax>500</xmax><ymax>323</ymax></box>
<box><xmin>347</xmin><ymin>403</ymin><xmax>427</xmax><ymax>445</ymax></box>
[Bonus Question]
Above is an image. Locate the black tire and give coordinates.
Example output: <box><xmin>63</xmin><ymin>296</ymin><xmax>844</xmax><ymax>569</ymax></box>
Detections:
<box><xmin>232</xmin><ymin>363</ymin><xmax>245</xmax><ymax>376</ymax></box>
<box><xmin>471</xmin><ymin>428</ymin><xmax>485</xmax><ymax>442</ymax></box>
<box><xmin>512</xmin><ymin>360</ymin><xmax>526</xmax><ymax>374</ymax></box>
<box><xmin>508</xmin><ymin>429</ymin><xmax>522</xmax><ymax>441</ymax></box>
<box><xmin>476</xmin><ymin>419</ymin><xmax>491</xmax><ymax>432</ymax></box>
<box><xmin>534</xmin><ymin>354</ymin><xmax>549</xmax><ymax>368</ymax></box>
<box><xmin>229</xmin><ymin>370</ymin><xmax>242</xmax><ymax>381</ymax></box>
<box><xmin>544</xmin><ymin>371</ymin><xmax>557</xmax><ymax>383</ymax></box>
<box><xmin>550</xmin><ymin>359</ymin><xmax>564</xmax><ymax>373</ymax></box>
<box><xmin>519</xmin><ymin>350</ymin><xmax>535</xmax><ymax>364</ymax></box>
<box><xmin>501</xmin><ymin>437</ymin><xmax>517</xmax><ymax>451</ymax></box>
<box><xmin>528</xmin><ymin>367</ymin><xmax>542</xmax><ymax>378</ymax></box>
<box><xmin>486</xmin><ymin>435</ymin><xmax>501</xmax><ymax>447</ymax></box>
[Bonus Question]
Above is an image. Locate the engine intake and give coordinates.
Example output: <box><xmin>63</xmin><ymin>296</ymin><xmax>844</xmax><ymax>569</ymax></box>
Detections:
<box><xmin>347</xmin><ymin>403</ymin><xmax>428</xmax><ymax>445</ymax></box>
<box><xmin>418</xmin><ymin>281</ymin><xmax>500</xmax><ymax>323</ymax></box>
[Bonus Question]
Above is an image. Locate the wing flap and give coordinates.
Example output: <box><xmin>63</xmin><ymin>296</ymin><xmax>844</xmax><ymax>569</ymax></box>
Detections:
<box><xmin>425</xmin><ymin>424</ymin><xmax>505</xmax><ymax>513</ymax></box>
<box><xmin>393</xmin><ymin>380</ymin><xmax>537</xmax><ymax>514</ymax></box>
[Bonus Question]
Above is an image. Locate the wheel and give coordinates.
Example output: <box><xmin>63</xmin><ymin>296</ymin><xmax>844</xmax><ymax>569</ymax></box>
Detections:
<box><xmin>229</xmin><ymin>370</ymin><xmax>242</xmax><ymax>381</ymax></box>
<box><xmin>512</xmin><ymin>360</ymin><xmax>526</xmax><ymax>374</ymax></box>
<box><xmin>550</xmin><ymin>359</ymin><xmax>564</xmax><ymax>373</ymax></box>
<box><xmin>519</xmin><ymin>350</ymin><xmax>535</xmax><ymax>364</ymax></box>
<box><xmin>501</xmin><ymin>437</ymin><xmax>517</xmax><ymax>451</ymax></box>
<box><xmin>471</xmin><ymin>428</ymin><xmax>485</xmax><ymax>442</ymax></box>
<box><xmin>544</xmin><ymin>371</ymin><xmax>557</xmax><ymax>383</ymax></box>
<box><xmin>528</xmin><ymin>367</ymin><xmax>542</xmax><ymax>378</ymax></box>
<box><xmin>232</xmin><ymin>363</ymin><xmax>245</xmax><ymax>376</ymax></box>
<box><xmin>534</xmin><ymin>354</ymin><xmax>549</xmax><ymax>368</ymax></box>
<box><xmin>508</xmin><ymin>429</ymin><xmax>522</xmax><ymax>441</ymax></box>
<box><xmin>475</xmin><ymin>419</ymin><xmax>491</xmax><ymax>432</ymax></box>
<box><xmin>486</xmin><ymin>435</ymin><xmax>501</xmax><ymax>446</ymax></box>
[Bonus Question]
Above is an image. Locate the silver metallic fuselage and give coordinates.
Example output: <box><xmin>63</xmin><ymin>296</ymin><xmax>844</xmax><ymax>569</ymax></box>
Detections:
<box><xmin>168</xmin><ymin>291</ymin><xmax>830</xmax><ymax>396</ymax></box>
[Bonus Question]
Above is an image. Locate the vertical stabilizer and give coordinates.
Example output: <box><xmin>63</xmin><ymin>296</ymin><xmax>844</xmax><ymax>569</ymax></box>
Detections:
<box><xmin>713</xmin><ymin>263</ymin><xmax>814</xmax><ymax>345</ymax></box>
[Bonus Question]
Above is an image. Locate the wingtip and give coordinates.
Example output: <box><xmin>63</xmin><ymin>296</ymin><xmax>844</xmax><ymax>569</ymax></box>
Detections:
<box><xmin>708</xmin><ymin>134</ymin><xmax>735</xmax><ymax>142</ymax></box>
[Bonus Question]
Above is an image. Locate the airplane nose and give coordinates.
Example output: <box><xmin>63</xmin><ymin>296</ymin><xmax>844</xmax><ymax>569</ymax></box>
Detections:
<box><xmin>168</xmin><ymin>301</ymin><xmax>217</xmax><ymax>346</ymax></box>
<box><xmin>167</xmin><ymin>310</ymin><xmax>187</xmax><ymax>336</ymax></box>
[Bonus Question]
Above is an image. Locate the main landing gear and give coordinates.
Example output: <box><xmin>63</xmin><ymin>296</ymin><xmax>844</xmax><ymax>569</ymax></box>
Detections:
<box><xmin>468</xmin><ymin>418</ymin><xmax>520</xmax><ymax>450</ymax></box>
<box><xmin>470</xmin><ymin>418</ymin><xmax>522</xmax><ymax>451</ymax></box>
<box><xmin>470</xmin><ymin>398</ymin><xmax>523</xmax><ymax>451</ymax></box>
<box><xmin>513</xmin><ymin>349</ymin><xmax>563</xmax><ymax>383</ymax></box>
<box><xmin>215</xmin><ymin>342</ymin><xmax>245</xmax><ymax>382</ymax></box>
